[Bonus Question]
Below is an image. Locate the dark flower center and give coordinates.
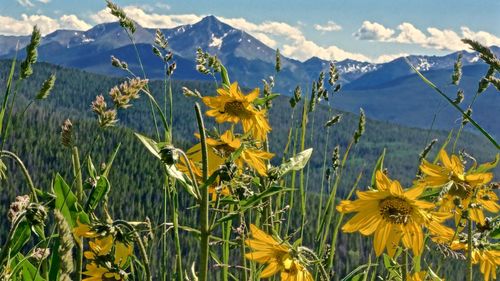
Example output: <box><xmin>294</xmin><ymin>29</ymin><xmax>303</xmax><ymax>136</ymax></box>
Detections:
<box><xmin>447</xmin><ymin>182</ymin><xmax>472</xmax><ymax>199</ymax></box>
<box><xmin>223</xmin><ymin>101</ymin><xmax>252</xmax><ymax>118</ymax></box>
<box><xmin>379</xmin><ymin>197</ymin><xmax>413</xmax><ymax>224</ymax></box>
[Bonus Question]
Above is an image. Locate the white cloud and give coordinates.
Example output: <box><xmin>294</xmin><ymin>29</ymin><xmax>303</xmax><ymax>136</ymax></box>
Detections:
<box><xmin>461</xmin><ymin>27</ymin><xmax>500</xmax><ymax>47</ymax></box>
<box><xmin>90</xmin><ymin>6</ymin><xmax>202</xmax><ymax>28</ymax></box>
<box><xmin>17</xmin><ymin>0</ymin><xmax>35</xmax><ymax>8</ymax></box>
<box><xmin>314</xmin><ymin>21</ymin><xmax>342</xmax><ymax>32</ymax></box>
<box><xmin>219</xmin><ymin>17</ymin><xmax>364</xmax><ymax>61</ymax></box>
<box><xmin>356</xmin><ymin>21</ymin><xmax>500</xmax><ymax>51</ymax></box>
<box><xmin>393</xmin><ymin>22</ymin><xmax>427</xmax><ymax>44</ymax></box>
<box><xmin>353</xmin><ymin>21</ymin><xmax>394</xmax><ymax>41</ymax></box>
<box><xmin>37</xmin><ymin>0</ymin><xmax>51</xmax><ymax>3</ymax></box>
<box><xmin>59</xmin><ymin>15</ymin><xmax>92</xmax><ymax>31</ymax></box>
<box><xmin>374</xmin><ymin>53</ymin><xmax>409</xmax><ymax>63</ymax></box>
<box><xmin>0</xmin><ymin>14</ymin><xmax>91</xmax><ymax>35</ymax></box>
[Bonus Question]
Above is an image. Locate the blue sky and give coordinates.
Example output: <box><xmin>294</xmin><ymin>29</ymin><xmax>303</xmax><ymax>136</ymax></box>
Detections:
<box><xmin>1</xmin><ymin>0</ymin><xmax>499</xmax><ymax>62</ymax></box>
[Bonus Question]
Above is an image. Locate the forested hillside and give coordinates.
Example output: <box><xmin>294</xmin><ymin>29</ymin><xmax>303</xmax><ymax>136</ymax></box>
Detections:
<box><xmin>0</xmin><ymin>60</ymin><xmax>497</xmax><ymax>279</ymax></box>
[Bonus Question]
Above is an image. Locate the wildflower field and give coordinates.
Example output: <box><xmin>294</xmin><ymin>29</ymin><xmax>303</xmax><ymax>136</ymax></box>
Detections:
<box><xmin>0</xmin><ymin>1</ymin><xmax>499</xmax><ymax>281</ymax></box>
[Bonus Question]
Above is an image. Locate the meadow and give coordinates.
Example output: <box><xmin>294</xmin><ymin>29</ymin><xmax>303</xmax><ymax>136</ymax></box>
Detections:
<box><xmin>0</xmin><ymin>1</ymin><xmax>499</xmax><ymax>281</ymax></box>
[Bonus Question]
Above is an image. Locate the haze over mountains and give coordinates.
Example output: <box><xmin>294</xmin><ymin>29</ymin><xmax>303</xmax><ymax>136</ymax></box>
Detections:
<box><xmin>1</xmin><ymin>15</ymin><xmax>499</xmax><ymax>136</ymax></box>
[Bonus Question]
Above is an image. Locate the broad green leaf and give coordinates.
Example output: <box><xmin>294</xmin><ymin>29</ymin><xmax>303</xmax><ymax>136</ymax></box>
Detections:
<box><xmin>48</xmin><ymin>238</ymin><xmax>61</xmax><ymax>281</ymax></box>
<box><xmin>9</xmin><ymin>220</ymin><xmax>31</xmax><ymax>257</ymax></box>
<box><xmin>371</xmin><ymin>148</ymin><xmax>386</xmax><ymax>188</ymax></box>
<box><xmin>134</xmin><ymin>133</ymin><xmax>161</xmax><ymax>159</ymax></box>
<box><xmin>53</xmin><ymin>173</ymin><xmax>79</xmax><ymax>227</ymax></box>
<box><xmin>85</xmin><ymin>176</ymin><xmax>110</xmax><ymax>212</ymax></box>
<box><xmin>275</xmin><ymin>148</ymin><xmax>313</xmax><ymax>178</ymax></box>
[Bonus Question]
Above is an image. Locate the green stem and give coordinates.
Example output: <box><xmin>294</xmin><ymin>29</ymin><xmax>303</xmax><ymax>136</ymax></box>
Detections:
<box><xmin>114</xmin><ymin>220</ymin><xmax>152</xmax><ymax>281</ymax></box>
<box><xmin>1</xmin><ymin>150</ymin><xmax>38</xmax><ymax>202</ymax></box>
<box><xmin>0</xmin><ymin>212</ymin><xmax>27</xmax><ymax>265</ymax></box>
<box><xmin>71</xmin><ymin>146</ymin><xmax>83</xmax><ymax>202</ymax></box>
<box><xmin>71</xmin><ymin>146</ymin><xmax>83</xmax><ymax>281</ymax></box>
<box><xmin>402</xmin><ymin>250</ymin><xmax>408</xmax><ymax>281</ymax></box>
<box><xmin>195</xmin><ymin>103</ymin><xmax>210</xmax><ymax>281</ymax></box>
<box><xmin>467</xmin><ymin>218</ymin><xmax>473</xmax><ymax>281</ymax></box>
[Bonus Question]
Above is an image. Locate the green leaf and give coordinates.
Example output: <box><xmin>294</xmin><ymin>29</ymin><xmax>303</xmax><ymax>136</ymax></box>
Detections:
<box><xmin>9</xmin><ymin>220</ymin><xmax>31</xmax><ymax>256</ymax></box>
<box><xmin>103</xmin><ymin>143</ymin><xmax>121</xmax><ymax>177</ymax></box>
<box><xmin>86</xmin><ymin>155</ymin><xmax>97</xmax><ymax>179</ymax></box>
<box><xmin>85</xmin><ymin>176</ymin><xmax>110</xmax><ymax>213</ymax></box>
<box><xmin>275</xmin><ymin>148</ymin><xmax>313</xmax><ymax>178</ymax></box>
<box><xmin>53</xmin><ymin>173</ymin><xmax>79</xmax><ymax>227</ymax></box>
<box><xmin>473</xmin><ymin>153</ymin><xmax>499</xmax><ymax>173</ymax></box>
<box><xmin>48</xmin><ymin>238</ymin><xmax>61</xmax><ymax>281</ymax></box>
<box><xmin>220</xmin><ymin>64</ymin><xmax>231</xmax><ymax>89</ymax></box>
<box><xmin>253</xmin><ymin>93</ymin><xmax>280</xmax><ymax>106</ymax></box>
<box><xmin>371</xmin><ymin>148</ymin><xmax>386</xmax><ymax>188</ymax></box>
<box><xmin>134</xmin><ymin>133</ymin><xmax>161</xmax><ymax>159</ymax></box>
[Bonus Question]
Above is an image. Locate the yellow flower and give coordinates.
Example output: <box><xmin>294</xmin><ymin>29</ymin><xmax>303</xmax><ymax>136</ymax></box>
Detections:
<box><xmin>82</xmin><ymin>262</ymin><xmax>126</xmax><ymax>281</ymax></box>
<box><xmin>407</xmin><ymin>271</ymin><xmax>444</xmax><ymax>281</ymax></box>
<box><xmin>245</xmin><ymin>224</ymin><xmax>313</xmax><ymax>280</ymax></box>
<box><xmin>73</xmin><ymin>220</ymin><xmax>98</xmax><ymax>239</ymax></box>
<box><xmin>202</xmin><ymin>82</ymin><xmax>271</xmax><ymax>141</ymax></box>
<box><xmin>419</xmin><ymin>149</ymin><xmax>497</xmax><ymax>225</ymax></box>
<box><xmin>420</xmin><ymin>149</ymin><xmax>493</xmax><ymax>188</ymax></box>
<box><xmin>337</xmin><ymin>171</ymin><xmax>453</xmax><ymax>257</ymax></box>
<box><xmin>452</xmin><ymin>242</ymin><xmax>500</xmax><ymax>281</ymax></box>
<box><xmin>84</xmin><ymin>235</ymin><xmax>113</xmax><ymax>260</ymax></box>
<box><xmin>407</xmin><ymin>271</ymin><xmax>426</xmax><ymax>281</ymax></box>
<box><xmin>205</xmin><ymin>130</ymin><xmax>274</xmax><ymax>176</ymax></box>
<box><xmin>177</xmin><ymin>142</ymin><xmax>230</xmax><ymax>200</ymax></box>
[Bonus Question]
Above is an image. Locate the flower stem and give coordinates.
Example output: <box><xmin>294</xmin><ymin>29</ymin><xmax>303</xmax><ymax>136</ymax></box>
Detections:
<box><xmin>195</xmin><ymin>103</ymin><xmax>210</xmax><ymax>281</ymax></box>
<box><xmin>71</xmin><ymin>146</ymin><xmax>83</xmax><ymax>281</ymax></box>
<box><xmin>1</xmin><ymin>150</ymin><xmax>38</xmax><ymax>202</ymax></box>
<box><xmin>114</xmin><ymin>220</ymin><xmax>152</xmax><ymax>281</ymax></box>
<box><xmin>402</xmin><ymin>250</ymin><xmax>408</xmax><ymax>281</ymax></box>
<box><xmin>467</xmin><ymin>218</ymin><xmax>473</xmax><ymax>281</ymax></box>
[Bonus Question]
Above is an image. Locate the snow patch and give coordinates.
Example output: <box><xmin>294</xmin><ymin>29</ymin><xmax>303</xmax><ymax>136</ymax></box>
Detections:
<box><xmin>208</xmin><ymin>32</ymin><xmax>229</xmax><ymax>50</ymax></box>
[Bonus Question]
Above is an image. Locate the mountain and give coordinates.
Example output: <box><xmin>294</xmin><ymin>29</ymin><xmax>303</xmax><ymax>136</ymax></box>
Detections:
<box><xmin>1</xmin><ymin>16</ymin><xmax>498</xmax><ymax>136</ymax></box>
<box><xmin>0</xmin><ymin>16</ymin><xmax>377</xmax><ymax>92</ymax></box>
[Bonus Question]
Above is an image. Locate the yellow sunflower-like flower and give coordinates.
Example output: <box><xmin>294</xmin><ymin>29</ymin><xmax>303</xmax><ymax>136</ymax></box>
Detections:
<box><xmin>84</xmin><ymin>235</ymin><xmax>113</xmax><ymax>259</ymax></box>
<box><xmin>202</xmin><ymin>82</ymin><xmax>271</xmax><ymax>141</ymax></box>
<box><xmin>177</xmin><ymin>142</ymin><xmax>230</xmax><ymax>200</ymax></box>
<box><xmin>82</xmin><ymin>238</ymin><xmax>133</xmax><ymax>281</ymax></box>
<box><xmin>245</xmin><ymin>224</ymin><xmax>313</xmax><ymax>280</ymax></box>
<box><xmin>419</xmin><ymin>149</ymin><xmax>498</xmax><ymax>225</ymax></box>
<box><xmin>204</xmin><ymin>130</ymin><xmax>274</xmax><ymax>176</ymax></box>
<box><xmin>407</xmin><ymin>271</ymin><xmax>444</xmax><ymax>281</ymax></box>
<box><xmin>74</xmin><ymin>220</ymin><xmax>98</xmax><ymax>239</ymax></box>
<box><xmin>452</xmin><ymin>242</ymin><xmax>500</xmax><ymax>281</ymax></box>
<box><xmin>82</xmin><ymin>262</ymin><xmax>126</xmax><ymax>281</ymax></box>
<box><xmin>337</xmin><ymin>171</ymin><xmax>454</xmax><ymax>257</ymax></box>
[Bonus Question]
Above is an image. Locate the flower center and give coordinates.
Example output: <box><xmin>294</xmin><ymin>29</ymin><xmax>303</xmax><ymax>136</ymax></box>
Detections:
<box><xmin>448</xmin><ymin>182</ymin><xmax>472</xmax><ymax>199</ymax></box>
<box><xmin>379</xmin><ymin>197</ymin><xmax>413</xmax><ymax>224</ymax></box>
<box><xmin>213</xmin><ymin>144</ymin><xmax>236</xmax><ymax>157</ymax></box>
<box><xmin>223</xmin><ymin>101</ymin><xmax>252</xmax><ymax>118</ymax></box>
